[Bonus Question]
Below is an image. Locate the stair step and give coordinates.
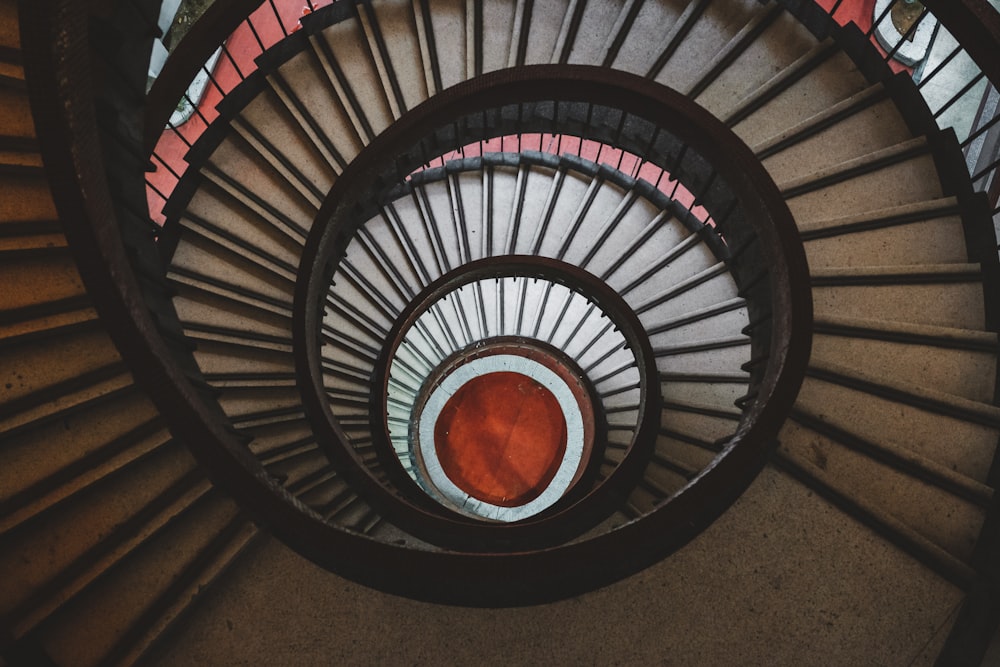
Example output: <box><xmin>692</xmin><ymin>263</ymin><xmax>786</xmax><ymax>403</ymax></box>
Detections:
<box><xmin>780</xmin><ymin>137</ymin><xmax>930</xmax><ymax>198</ymax></box>
<box><xmin>0</xmin><ymin>0</ymin><xmax>18</xmax><ymax>52</ymax></box>
<box><xmin>798</xmin><ymin>196</ymin><xmax>973</xmax><ymax>268</ymax></box>
<box><xmin>803</xmin><ymin>216</ymin><xmax>969</xmax><ymax>268</ymax></box>
<box><xmin>479</xmin><ymin>0</ymin><xmax>517</xmax><ymax>72</ymax></box>
<box><xmin>807</xmin><ymin>359</ymin><xmax>1000</xmax><ymax>429</ymax></box>
<box><xmin>0</xmin><ymin>443</ymin><xmax>201</xmax><ymax>625</ymax></box>
<box><xmin>646</xmin><ymin>302</ymin><xmax>749</xmax><ymax>348</ymax></box>
<box><xmin>519</xmin><ymin>0</ymin><xmax>572</xmax><ymax>65</ymax></box>
<box><xmin>167</xmin><ymin>270</ymin><xmax>292</xmax><ymax>319</ymax></box>
<box><xmin>561</xmin><ymin>0</ymin><xmax>628</xmax><ymax>65</ymax></box>
<box><xmin>265</xmin><ymin>69</ymin><xmax>355</xmax><ymax>180</ymax></box>
<box><xmin>660</xmin><ymin>379</ymin><xmax>748</xmax><ymax>412</ymax></box>
<box><xmin>230</xmin><ymin>114</ymin><xmax>326</xmax><ymax>208</ymax></box>
<box><xmin>168</xmin><ymin>230</ymin><xmax>297</xmax><ymax>308</ymax></box>
<box><xmin>0</xmin><ymin>299</ymin><xmax>97</xmax><ymax>343</ymax></box>
<box><xmin>0</xmin><ymin>85</ymin><xmax>34</xmax><ymax>140</ymax></box>
<box><xmin>0</xmin><ymin>325</ymin><xmax>125</xmax><ymax>420</ymax></box>
<box><xmin>773</xmin><ymin>450</ymin><xmax>978</xmax><ymax>589</ymax></box>
<box><xmin>653</xmin><ymin>337</ymin><xmax>750</xmax><ymax>376</ymax></box>
<box><xmin>423</xmin><ymin>0</ymin><xmax>465</xmax><ymax>88</ymax></box>
<box><xmin>731</xmin><ymin>49</ymin><xmax>871</xmax><ymax>147</ymax></box>
<box><xmin>354</xmin><ymin>0</ymin><xmax>420</xmax><ymax>116</ymax></box>
<box><xmin>687</xmin><ymin>4</ymin><xmax>809</xmax><ymax>108</ymax></box>
<box><xmin>0</xmin><ymin>248</ymin><xmax>84</xmax><ymax>314</ymax></box>
<box><xmin>760</xmin><ymin>96</ymin><xmax>914</xmax><ymax>187</ymax></box>
<box><xmin>202</xmin><ymin>139</ymin><xmax>318</xmax><ymax>235</ymax></box>
<box><xmin>812</xmin><ymin>315</ymin><xmax>997</xmax><ymax>402</ymax></box>
<box><xmin>811</xmin><ymin>263</ymin><xmax>987</xmax><ymax>329</ymax></box>
<box><xmin>787</xmin><ymin>405</ymin><xmax>993</xmax><ymax>507</ymax></box>
<box><xmin>785</xmin><ymin>144</ymin><xmax>944</xmax><ymax>224</ymax></box>
<box><xmin>237</xmin><ymin>86</ymin><xmax>342</xmax><ymax>193</ymax></box>
<box><xmin>174</xmin><ymin>286</ymin><xmax>294</xmax><ymax>351</ymax></box>
<box><xmin>309</xmin><ymin>22</ymin><xmax>394</xmax><ymax>141</ymax></box>
<box><xmin>0</xmin><ymin>387</ymin><xmax>162</xmax><ymax>524</ymax></box>
<box><xmin>796</xmin><ymin>361</ymin><xmax>999</xmax><ymax>482</ymax></box>
<box><xmin>0</xmin><ymin>173</ymin><xmax>58</xmax><ymax>225</ymax></box>
<box><xmin>660</xmin><ymin>401</ymin><xmax>740</xmax><ymax>444</ymax></box>
<box><xmin>6</xmin><ymin>471</ymin><xmax>212</xmax><ymax>649</ymax></box>
<box><xmin>36</xmin><ymin>492</ymin><xmax>246</xmax><ymax>667</ymax></box>
<box><xmin>721</xmin><ymin>38</ymin><xmax>840</xmax><ymax>127</ymax></box>
<box><xmin>750</xmin><ymin>83</ymin><xmax>886</xmax><ymax>157</ymax></box>
<box><xmin>612</xmin><ymin>0</ymin><xmax>700</xmax><ymax>76</ymax></box>
<box><xmin>778</xmin><ymin>418</ymin><xmax>986</xmax><ymax>561</ymax></box>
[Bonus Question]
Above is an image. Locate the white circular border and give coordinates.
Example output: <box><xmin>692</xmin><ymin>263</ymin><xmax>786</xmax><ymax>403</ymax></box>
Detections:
<box><xmin>417</xmin><ymin>354</ymin><xmax>586</xmax><ymax>522</ymax></box>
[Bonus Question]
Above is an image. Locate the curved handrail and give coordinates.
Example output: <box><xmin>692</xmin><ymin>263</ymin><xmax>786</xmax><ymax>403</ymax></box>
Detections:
<box><xmin>19</xmin><ymin>0</ymin><xmax>1000</xmax><ymax>617</ymax></box>
<box><xmin>920</xmin><ymin>0</ymin><xmax>1000</xmax><ymax>86</ymax></box>
<box><xmin>357</xmin><ymin>255</ymin><xmax>661</xmax><ymax>549</ymax></box>
<box><xmin>294</xmin><ymin>64</ymin><xmax>812</xmax><ymax>570</ymax></box>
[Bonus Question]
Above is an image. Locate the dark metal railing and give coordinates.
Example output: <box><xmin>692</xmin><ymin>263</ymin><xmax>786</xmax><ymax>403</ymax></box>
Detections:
<box><xmin>145</xmin><ymin>0</ymin><xmax>336</xmax><ymax>223</ymax></box>
<box><xmin>822</xmin><ymin>0</ymin><xmax>1000</xmax><ymax>222</ymax></box>
<box><xmin>17</xmin><ymin>0</ymin><xmax>1000</xmax><ymax>619</ymax></box>
<box><xmin>293</xmin><ymin>66</ymin><xmax>812</xmax><ymax>559</ymax></box>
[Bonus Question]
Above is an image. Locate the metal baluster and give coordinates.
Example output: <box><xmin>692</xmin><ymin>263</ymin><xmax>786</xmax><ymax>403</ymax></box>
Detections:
<box><xmin>220</xmin><ymin>43</ymin><xmax>246</xmax><ymax>81</ymax></box>
<box><xmin>972</xmin><ymin>156</ymin><xmax>1000</xmax><ymax>185</ymax></box>
<box><xmin>962</xmin><ymin>110</ymin><xmax>1000</xmax><ymax>149</ymax></box>
<box><xmin>268</xmin><ymin>0</ymin><xmax>290</xmax><ymax>38</ymax></box>
<box><xmin>933</xmin><ymin>71</ymin><xmax>986</xmax><ymax>120</ymax></box>
<box><xmin>151</xmin><ymin>150</ymin><xmax>183</xmax><ymax>182</ymax></box>
<box><xmin>916</xmin><ymin>42</ymin><xmax>962</xmax><ymax>90</ymax></box>
<box><xmin>246</xmin><ymin>16</ymin><xmax>267</xmax><ymax>53</ymax></box>
<box><xmin>182</xmin><ymin>91</ymin><xmax>211</xmax><ymax>126</ymax></box>
<box><xmin>884</xmin><ymin>6</ymin><xmax>929</xmax><ymax>62</ymax></box>
<box><xmin>867</xmin><ymin>0</ymin><xmax>897</xmax><ymax>39</ymax></box>
<box><xmin>201</xmin><ymin>63</ymin><xmax>226</xmax><ymax>97</ymax></box>
<box><xmin>165</xmin><ymin>120</ymin><xmax>194</xmax><ymax>148</ymax></box>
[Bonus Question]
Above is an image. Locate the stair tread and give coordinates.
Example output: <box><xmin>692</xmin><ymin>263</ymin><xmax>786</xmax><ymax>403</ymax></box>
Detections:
<box><xmin>732</xmin><ymin>48</ymin><xmax>872</xmax><ymax>147</ymax></box>
<box><xmin>37</xmin><ymin>492</ymin><xmax>243</xmax><ymax>667</ymax></box>
<box><xmin>779</xmin><ymin>419</ymin><xmax>986</xmax><ymax>562</ymax></box>
<box><xmin>0</xmin><ymin>444</ymin><xmax>201</xmax><ymax>623</ymax></box>
<box><xmin>807</xmin><ymin>358</ymin><xmax>1000</xmax><ymax>424</ymax></box>
<box><xmin>813</xmin><ymin>313</ymin><xmax>997</xmax><ymax>346</ymax></box>
<box><xmin>690</xmin><ymin>4</ymin><xmax>815</xmax><ymax>111</ymax></box>
<box><xmin>779</xmin><ymin>136</ymin><xmax>930</xmax><ymax>195</ymax></box>
<box><xmin>795</xmin><ymin>374</ymin><xmax>997</xmax><ymax>483</ymax></box>
<box><xmin>774</xmin><ymin>449</ymin><xmax>978</xmax><ymax>588</ymax></box>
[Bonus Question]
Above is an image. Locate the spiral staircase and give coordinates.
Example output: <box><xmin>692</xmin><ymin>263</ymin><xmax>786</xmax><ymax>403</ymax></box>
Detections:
<box><xmin>2</xmin><ymin>0</ymin><xmax>1000</xmax><ymax>664</ymax></box>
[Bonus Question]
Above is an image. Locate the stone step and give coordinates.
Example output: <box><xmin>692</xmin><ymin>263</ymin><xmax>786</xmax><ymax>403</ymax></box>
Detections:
<box><xmin>800</xmin><ymin>196</ymin><xmax>969</xmax><ymax>268</ymax></box>
<box><xmin>773</xmin><ymin>449</ymin><xmax>978</xmax><ymax>589</ymax></box>
<box><xmin>732</xmin><ymin>49</ymin><xmax>872</xmax><ymax>147</ymax></box>
<box><xmin>686</xmin><ymin>3</ymin><xmax>805</xmax><ymax>106</ymax></box>
<box><xmin>0</xmin><ymin>387</ymin><xmax>166</xmax><ymax>535</ymax></box>
<box><xmin>358</xmin><ymin>0</ymin><xmax>428</xmax><ymax>115</ymax></box>
<box><xmin>811</xmin><ymin>263</ymin><xmax>987</xmax><ymax>329</ymax></box>
<box><xmin>812</xmin><ymin>314</ymin><xmax>997</xmax><ymax>402</ymax></box>
<box><xmin>798</xmin><ymin>358</ymin><xmax>1000</xmax><ymax>483</ymax></box>
<box><xmin>782</xmin><ymin>138</ymin><xmax>945</xmax><ymax>227</ymax></box>
<box><xmin>264</xmin><ymin>54</ymin><xmax>360</xmax><ymax>176</ymax></box>
<box><xmin>778</xmin><ymin>418</ymin><xmax>987</xmax><ymax>562</ymax></box>
<box><xmin>34</xmin><ymin>491</ymin><xmax>248</xmax><ymax>667</ymax></box>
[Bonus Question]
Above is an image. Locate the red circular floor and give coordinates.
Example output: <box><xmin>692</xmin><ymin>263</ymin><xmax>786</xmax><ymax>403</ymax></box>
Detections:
<box><xmin>434</xmin><ymin>371</ymin><xmax>567</xmax><ymax>507</ymax></box>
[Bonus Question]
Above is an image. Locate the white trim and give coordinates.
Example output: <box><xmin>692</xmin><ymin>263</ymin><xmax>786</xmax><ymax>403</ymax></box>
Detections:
<box><xmin>873</xmin><ymin>0</ymin><xmax>938</xmax><ymax>67</ymax></box>
<box><xmin>417</xmin><ymin>355</ymin><xmax>585</xmax><ymax>522</ymax></box>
